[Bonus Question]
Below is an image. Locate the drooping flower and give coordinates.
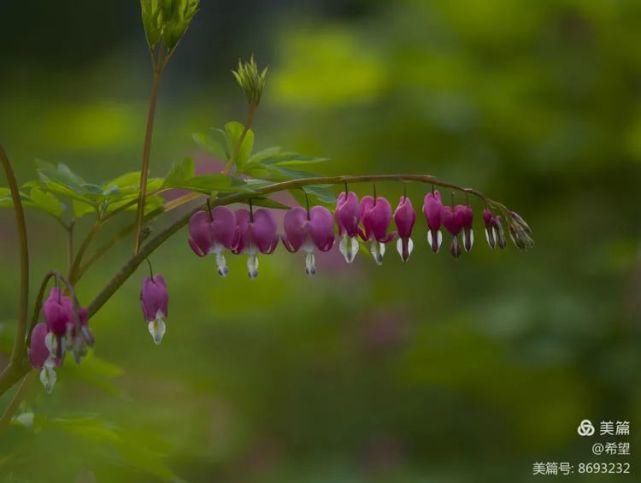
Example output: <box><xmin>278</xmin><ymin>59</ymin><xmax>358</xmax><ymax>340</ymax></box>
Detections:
<box><xmin>360</xmin><ymin>195</ymin><xmax>394</xmax><ymax>265</ymax></box>
<box><xmin>29</xmin><ymin>322</ymin><xmax>60</xmax><ymax>394</ymax></box>
<box><xmin>69</xmin><ymin>307</ymin><xmax>94</xmax><ymax>364</ymax></box>
<box><xmin>232</xmin><ymin>208</ymin><xmax>279</xmax><ymax>278</ymax></box>
<box><xmin>457</xmin><ymin>204</ymin><xmax>474</xmax><ymax>252</ymax></box>
<box><xmin>282</xmin><ymin>206</ymin><xmax>335</xmax><ymax>275</ymax></box>
<box><xmin>482</xmin><ymin>209</ymin><xmax>506</xmax><ymax>249</ymax></box>
<box><xmin>140</xmin><ymin>274</ymin><xmax>169</xmax><ymax>345</ymax></box>
<box><xmin>335</xmin><ymin>191</ymin><xmax>361</xmax><ymax>263</ymax></box>
<box><xmin>508</xmin><ymin>211</ymin><xmax>534</xmax><ymax>250</ymax></box>
<box><xmin>188</xmin><ymin>206</ymin><xmax>236</xmax><ymax>276</ymax></box>
<box><xmin>442</xmin><ymin>205</ymin><xmax>463</xmax><ymax>258</ymax></box>
<box><xmin>393</xmin><ymin>196</ymin><xmax>416</xmax><ymax>263</ymax></box>
<box><xmin>422</xmin><ymin>191</ymin><xmax>444</xmax><ymax>253</ymax></box>
<box><xmin>43</xmin><ymin>287</ymin><xmax>73</xmax><ymax>337</ymax></box>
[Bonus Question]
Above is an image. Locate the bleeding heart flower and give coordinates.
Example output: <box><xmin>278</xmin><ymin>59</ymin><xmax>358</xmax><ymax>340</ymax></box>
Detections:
<box><xmin>233</xmin><ymin>208</ymin><xmax>279</xmax><ymax>278</ymax></box>
<box><xmin>282</xmin><ymin>206</ymin><xmax>335</xmax><ymax>275</ymax></box>
<box><xmin>456</xmin><ymin>204</ymin><xmax>474</xmax><ymax>252</ymax></box>
<box><xmin>43</xmin><ymin>287</ymin><xmax>73</xmax><ymax>337</ymax></box>
<box><xmin>422</xmin><ymin>191</ymin><xmax>444</xmax><ymax>253</ymax></box>
<box><xmin>29</xmin><ymin>322</ymin><xmax>60</xmax><ymax>394</ymax></box>
<box><xmin>442</xmin><ymin>205</ymin><xmax>463</xmax><ymax>258</ymax></box>
<box><xmin>393</xmin><ymin>196</ymin><xmax>416</xmax><ymax>263</ymax></box>
<box><xmin>360</xmin><ymin>195</ymin><xmax>394</xmax><ymax>265</ymax></box>
<box><xmin>188</xmin><ymin>206</ymin><xmax>236</xmax><ymax>276</ymax></box>
<box><xmin>482</xmin><ymin>209</ymin><xmax>506</xmax><ymax>249</ymax></box>
<box><xmin>140</xmin><ymin>274</ymin><xmax>169</xmax><ymax>345</ymax></box>
<box><xmin>335</xmin><ymin>191</ymin><xmax>361</xmax><ymax>263</ymax></box>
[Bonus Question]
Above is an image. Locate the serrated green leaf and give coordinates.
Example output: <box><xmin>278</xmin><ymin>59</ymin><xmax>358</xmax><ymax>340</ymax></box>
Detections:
<box><xmin>225</xmin><ymin>121</ymin><xmax>254</xmax><ymax>167</ymax></box>
<box><xmin>65</xmin><ymin>352</ymin><xmax>124</xmax><ymax>396</ymax></box>
<box><xmin>29</xmin><ymin>187</ymin><xmax>64</xmax><ymax>218</ymax></box>
<box><xmin>193</xmin><ymin>130</ymin><xmax>227</xmax><ymax>159</ymax></box>
<box><xmin>72</xmin><ymin>199</ymin><xmax>96</xmax><ymax>218</ymax></box>
<box><xmin>164</xmin><ymin>157</ymin><xmax>195</xmax><ymax>188</ymax></box>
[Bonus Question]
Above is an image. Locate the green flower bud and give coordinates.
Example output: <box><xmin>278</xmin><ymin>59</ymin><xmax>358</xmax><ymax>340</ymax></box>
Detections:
<box><xmin>232</xmin><ymin>56</ymin><xmax>269</xmax><ymax>107</ymax></box>
<box><xmin>140</xmin><ymin>0</ymin><xmax>199</xmax><ymax>54</ymax></box>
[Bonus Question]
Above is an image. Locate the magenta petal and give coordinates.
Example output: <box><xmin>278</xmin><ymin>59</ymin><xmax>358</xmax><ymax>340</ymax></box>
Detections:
<box><xmin>422</xmin><ymin>191</ymin><xmax>443</xmax><ymax>230</ymax></box>
<box><xmin>361</xmin><ymin>196</ymin><xmax>393</xmax><ymax>242</ymax></box>
<box><xmin>251</xmin><ymin>209</ymin><xmax>279</xmax><ymax>254</ymax></box>
<box><xmin>233</xmin><ymin>209</ymin><xmax>251</xmax><ymax>254</ymax></box>
<box><xmin>188</xmin><ymin>210</ymin><xmax>213</xmax><ymax>256</ymax></box>
<box><xmin>283</xmin><ymin>207</ymin><xmax>308</xmax><ymax>252</ymax></box>
<box><xmin>211</xmin><ymin>206</ymin><xmax>236</xmax><ymax>249</ymax></box>
<box><xmin>308</xmin><ymin>205</ymin><xmax>335</xmax><ymax>251</ymax></box>
<box><xmin>394</xmin><ymin>196</ymin><xmax>416</xmax><ymax>238</ymax></box>
<box><xmin>335</xmin><ymin>191</ymin><xmax>361</xmax><ymax>237</ymax></box>
<box><xmin>456</xmin><ymin>204</ymin><xmax>473</xmax><ymax>229</ymax></box>
<box><xmin>140</xmin><ymin>275</ymin><xmax>169</xmax><ymax>322</ymax></box>
<box><xmin>29</xmin><ymin>322</ymin><xmax>50</xmax><ymax>368</ymax></box>
<box><xmin>44</xmin><ymin>288</ymin><xmax>72</xmax><ymax>336</ymax></box>
<box><xmin>442</xmin><ymin>206</ymin><xmax>462</xmax><ymax>235</ymax></box>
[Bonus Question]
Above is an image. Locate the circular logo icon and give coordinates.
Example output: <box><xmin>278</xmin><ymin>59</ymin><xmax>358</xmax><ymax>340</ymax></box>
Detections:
<box><xmin>577</xmin><ymin>419</ymin><xmax>595</xmax><ymax>437</ymax></box>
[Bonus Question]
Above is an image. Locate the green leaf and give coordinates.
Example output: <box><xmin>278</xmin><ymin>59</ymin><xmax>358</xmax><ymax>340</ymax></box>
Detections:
<box><xmin>43</xmin><ymin>415</ymin><xmax>177</xmax><ymax>480</ymax></box>
<box><xmin>224</xmin><ymin>121</ymin><xmax>254</xmax><ymax>167</ymax></box>
<box><xmin>72</xmin><ymin>199</ymin><xmax>96</xmax><ymax>218</ymax></box>
<box><xmin>193</xmin><ymin>130</ymin><xmax>227</xmax><ymax>159</ymax></box>
<box><xmin>250</xmin><ymin>196</ymin><xmax>291</xmax><ymax>210</ymax></box>
<box><xmin>29</xmin><ymin>187</ymin><xmax>65</xmax><ymax>218</ymax></box>
<box><xmin>36</xmin><ymin>161</ymin><xmax>97</xmax><ymax>206</ymax></box>
<box><xmin>163</xmin><ymin>157</ymin><xmax>195</xmax><ymax>188</ymax></box>
<box><xmin>260</xmin><ymin>152</ymin><xmax>329</xmax><ymax>168</ymax></box>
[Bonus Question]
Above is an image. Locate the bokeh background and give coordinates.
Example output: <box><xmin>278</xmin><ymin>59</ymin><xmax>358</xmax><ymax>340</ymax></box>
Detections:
<box><xmin>2</xmin><ymin>1</ymin><xmax>641</xmax><ymax>482</ymax></box>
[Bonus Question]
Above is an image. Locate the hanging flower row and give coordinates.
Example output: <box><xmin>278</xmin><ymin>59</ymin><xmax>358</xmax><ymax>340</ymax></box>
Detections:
<box><xmin>187</xmin><ymin>189</ymin><xmax>533</xmax><ymax>277</ymax></box>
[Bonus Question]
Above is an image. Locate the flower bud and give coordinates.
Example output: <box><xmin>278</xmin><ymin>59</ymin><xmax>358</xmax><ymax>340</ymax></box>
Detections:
<box><xmin>335</xmin><ymin>191</ymin><xmax>361</xmax><ymax>263</ymax></box>
<box><xmin>360</xmin><ymin>196</ymin><xmax>394</xmax><ymax>265</ymax></box>
<box><xmin>232</xmin><ymin>56</ymin><xmax>268</xmax><ymax>107</ymax></box>
<box><xmin>140</xmin><ymin>275</ymin><xmax>169</xmax><ymax>345</ymax></box>
<box><xmin>233</xmin><ymin>208</ymin><xmax>279</xmax><ymax>278</ymax></box>
<box><xmin>422</xmin><ymin>191</ymin><xmax>444</xmax><ymax>253</ymax></box>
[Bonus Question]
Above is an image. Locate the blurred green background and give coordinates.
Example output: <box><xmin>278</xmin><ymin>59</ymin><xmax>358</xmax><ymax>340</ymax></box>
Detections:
<box><xmin>2</xmin><ymin>0</ymin><xmax>641</xmax><ymax>481</ymax></box>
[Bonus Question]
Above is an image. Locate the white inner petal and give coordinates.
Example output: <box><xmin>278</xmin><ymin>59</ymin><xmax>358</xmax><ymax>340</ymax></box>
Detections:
<box><xmin>305</xmin><ymin>251</ymin><xmax>317</xmax><ymax>276</ymax></box>
<box><xmin>215</xmin><ymin>251</ymin><xmax>229</xmax><ymax>277</ymax></box>
<box><xmin>40</xmin><ymin>366</ymin><xmax>57</xmax><ymax>394</ymax></box>
<box><xmin>370</xmin><ymin>240</ymin><xmax>385</xmax><ymax>266</ymax></box>
<box><xmin>247</xmin><ymin>252</ymin><xmax>259</xmax><ymax>279</ymax></box>
<box><xmin>148</xmin><ymin>318</ymin><xmax>167</xmax><ymax>345</ymax></box>
<box><xmin>339</xmin><ymin>235</ymin><xmax>359</xmax><ymax>264</ymax></box>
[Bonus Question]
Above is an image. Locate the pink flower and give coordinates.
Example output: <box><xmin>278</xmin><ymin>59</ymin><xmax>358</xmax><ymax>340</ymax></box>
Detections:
<box><xmin>442</xmin><ymin>205</ymin><xmax>462</xmax><ymax>258</ymax></box>
<box><xmin>422</xmin><ymin>191</ymin><xmax>444</xmax><ymax>253</ymax></box>
<box><xmin>483</xmin><ymin>208</ymin><xmax>506</xmax><ymax>249</ymax></box>
<box><xmin>360</xmin><ymin>195</ymin><xmax>394</xmax><ymax>265</ymax></box>
<box><xmin>456</xmin><ymin>204</ymin><xmax>474</xmax><ymax>252</ymax></box>
<box><xmin>282</xmin><ymin>206</ymin><xmax>335</xmax><ymax>275</ymax></box>
<box><xmin>29</xmin><ymin>322</ymin><xmax>60</xmax><ymax>393</ymax></box>
<box><xmin>43</xmin><ymin>287</ymin><xmax>73</xmax><ymax>336</ymax></box>
<box><xmin>233</xmin><ymin>208</ymin><xmax>279</xmax><ymax>278</ymax></box>
<box><xmin>188</xmin><ymin>206</ymin><xmax>236</xmax><ymax>276</ymax></box>
<box><xmin>393</xmin><ymin>196</ymin><xmax>416</xmax><ymax>262</ymax></box>
<box><xmin>335</xmin><ymin>191</ymin><xmax>361</xmax><ymax>263</ymax></box>
<box><xmin>140</xmin><ymin>274</ymin><xmax>169</xmax><ymax>345</ymax></box>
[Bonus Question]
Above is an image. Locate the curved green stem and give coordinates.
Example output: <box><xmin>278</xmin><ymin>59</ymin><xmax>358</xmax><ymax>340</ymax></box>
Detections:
<box><xmin>0</xmin><ymin>145</ymin><xmax>30</xmax><ymax>365</ymax></box>
<box><xmin>87</xmin><ymin>173</ymin><xmax>496</xmax><ymax>317</ymax></box>
<box><xmin>133</xmin><ymin>65</ymin><xmax>164</xmax><ymax>255</ymax></box>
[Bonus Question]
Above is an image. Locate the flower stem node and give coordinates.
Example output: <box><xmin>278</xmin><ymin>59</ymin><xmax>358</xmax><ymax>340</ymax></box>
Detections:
<box><xmin>140</xmin><ymin>274</ymin><xmax>169</xmax><ymax>345</ymax></box>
